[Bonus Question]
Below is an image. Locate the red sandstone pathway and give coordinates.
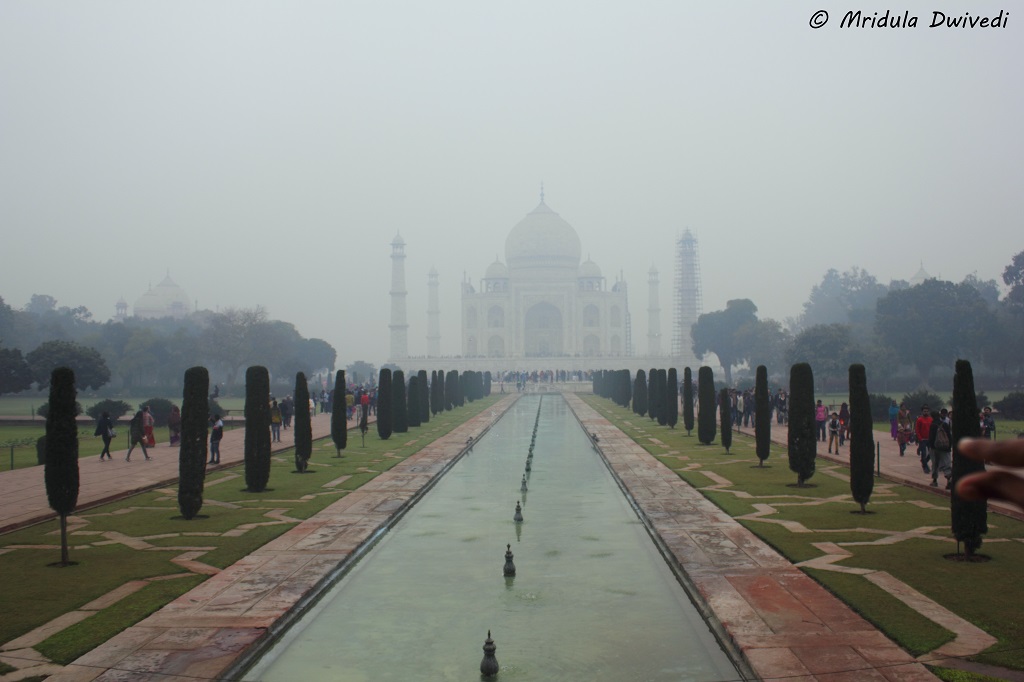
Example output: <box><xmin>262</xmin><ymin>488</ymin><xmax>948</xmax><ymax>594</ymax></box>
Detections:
<box><xmin>565</xmin><ymin>394</ymin><xmax>937</xmax><ymax>682</ymax></box>
<box><xmin>0</xmin><ymin>411</ymin><xmax>369</xmax><ymax>534</ymax></box>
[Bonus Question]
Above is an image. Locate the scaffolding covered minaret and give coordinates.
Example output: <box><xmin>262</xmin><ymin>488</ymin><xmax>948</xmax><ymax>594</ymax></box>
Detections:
<box><xmin>389</xmin><ymin>233</ymin><xmax>409</xmax><ymax>360</ymax></box>
<box><xmin>672</xmin><ymin>230</ymin><xmax>702</xmax><ymax>358</ymax></box>
<box><xmin>427</xmin><ymin>267</ymin><xmax>440</xmax><ymax>357</ymax></box>
<box><xmin>647</xmin><ymin>265</ymin><xmax>661</xmax><ymax>356</ymax></box>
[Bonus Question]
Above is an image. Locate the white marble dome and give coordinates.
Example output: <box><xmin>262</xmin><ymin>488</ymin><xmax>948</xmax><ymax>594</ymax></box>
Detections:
<box><xmin>578</xmin><ymin>258</ymin><xmax>602</xmax><ymax>279</ymax></box>
<box><xmin>505</xmin><ymin>199</ymin><xmax>582</xmax><ymax>271</ymax></box>
<box><xmin>485</xmin><ymin>258</ymin><xmax>509</xmax><ymax>279</ymax></box>
<box><xmin>134</xmin><ymin>274</ymin><xmax>192</xmax><ymax>319</ymax></box>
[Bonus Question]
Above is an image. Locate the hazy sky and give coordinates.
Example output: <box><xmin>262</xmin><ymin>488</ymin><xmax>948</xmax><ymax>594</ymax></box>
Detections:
<box><xmin>2</xmin><ymin>2</ymin><xmax>1021</xmax><ymax>366</ymax></box>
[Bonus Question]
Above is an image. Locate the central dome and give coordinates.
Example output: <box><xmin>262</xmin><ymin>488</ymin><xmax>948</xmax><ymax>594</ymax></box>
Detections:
<box><xmin>505</xmin><ymin>199</ymin><xmax>582</xmax><ymax>271</ymax></box>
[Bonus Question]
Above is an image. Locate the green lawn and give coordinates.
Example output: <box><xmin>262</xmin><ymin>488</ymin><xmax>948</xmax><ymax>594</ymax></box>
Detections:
<box><xmin>582</xmin><ymin>394</ymin><xmax>1024</xmax><ymax>671</ymax></box>
<box><xmin>0</xmin><ymin>394</ymin><xmax>501</xmax><ymax>663</ymax></box>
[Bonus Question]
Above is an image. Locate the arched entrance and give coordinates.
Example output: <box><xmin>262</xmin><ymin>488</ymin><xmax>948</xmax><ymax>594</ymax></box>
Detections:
<box><xmin>524</xmin><ymin>302</ymin><xmax>563</xmax><ymax>357</ymax></box>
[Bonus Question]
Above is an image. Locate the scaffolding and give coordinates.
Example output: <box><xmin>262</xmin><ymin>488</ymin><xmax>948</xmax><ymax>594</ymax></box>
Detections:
<box><xmin>671</xmin><ymin>230</ymin><xmax>702</xmax><ymax>358</ymax></box>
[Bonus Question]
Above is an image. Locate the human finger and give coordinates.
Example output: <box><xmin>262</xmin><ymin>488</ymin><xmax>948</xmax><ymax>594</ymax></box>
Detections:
<box><xmin>956</xmin><ymin>470</ymin><xmax>1024</xmax><ymax>510</ymax></box>
<box><xmin>957</xmin><ymin>438</ymin><xmax>1024</xmax><ymax>468</ymax></box>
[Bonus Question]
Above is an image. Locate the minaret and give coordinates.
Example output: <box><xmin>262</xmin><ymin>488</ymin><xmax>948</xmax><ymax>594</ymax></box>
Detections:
<box><xmin>672</xmin><ymin>230</ymin><xmax>702</xmax><ymax>359</ymax></box>
<box><xmin>427</xmin><ymin>267</ymin><xmax>440</xmax><ymax>357</ymax></box>
<box><xmin>647</xmin><ymin>265</ymin><xmax>661</xmax><ymax>356</ymax></box>
<box><xmin>389</xmin><ymin>233</ymin><xmax>409</xmax><ymax>360</ymax></box>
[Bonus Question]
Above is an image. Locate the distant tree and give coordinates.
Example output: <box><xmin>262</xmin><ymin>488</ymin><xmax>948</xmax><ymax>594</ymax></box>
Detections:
<box><xmin>44</xmin><ymin>367</ymin><xmax>79</xmax><ymax>566</ymax></box>
<box><xmin>177</xmin><ymin>367</ymin><xmax>209</xmax><ymax>520</ymax></box>
<box><xmin>346</xmin><ymin>360</ymin><xmax>377</xmax><ymax>387</ymax></box>
<box><xmin>691</xmin><ymin>299</ymin><xmax>759</xmax><ymax>385</ymax></box>
<box><xmin>418</xmin><ymin>370</ymin><xmax>430</xmax><ymax>423</ymax></box>
<box><xmin>393</xmin><ymin>370</ymin><xmax>408</xmax><ymax>433</ymax></box>
<box><xmin>85</xmin><ymin>399</ymin><xmax>133</xmax><ymax>421</ymax></box>
<box><xmin>786</xmin><ymin>324</ymin><xmax>858</xmax><ymax>385</ymax></box>
<box><xmin>331</xmin><ymin>370</ymin><xmax>347</xmax><ymax>457</ymax></box>
<box><xmin>647</xmin><ymin>367</ymin><xmax>658</xmax><ymax>422</ymax></box>
<box><xmin>654</xmin><ymin>369</ymin><xmax>668</xmax><ymax>426</ymax></box>
<box><xmin>1003</xmin><ymin>249</ymin><xmax>1024</xmax><ymax>311</ymax></box>
<box><xmin>244</xmin><ymin>367</ymin><xmax>272</xmax><ymax>490</ymax></box>
<box><xmin>875</xmin><ymin>279</ymin><xmax>993</xmax><ymax>385</ymax></box>
<box><xmin>788</xmin><ymin>363</ymin><xmax>816</xmax><ymax>486</ymax></box>
<box><xmin>951</xmin><ymin>359</ymin><xmax>987</xmax><ymax>557</ymax></box>
<box><xmin>737</xmin><ymin>318</ymin><xmax>792</xmax><ymax>375</ymax></box>
<box><xmin>407</xmin><ymin>374</ymin><xmax>421</xmax><ymax>428</ymax></box>
<box><xmin>848</xmin><ymin>364</ymin><xmax>874</xmax><ymax>513</ymax></box>
<box><xmin>697</xmin><ymin>366</ymin><xmax>716</xmax><ymax>445</ymax></box>
<box><xmin>483</xmin><ymin>371</ymin><xmax>492</xmax><ymax>396</ymax></box>
<box><xmin>293</xmin><ymin>372</ymin><xmax>312</xmax><ymax>472</ymax></box>
<box><xmin>682</xmin><ymin>367</ymin><xmax>694</xmax><ymax>436</ymax></box>
<box><xmin>377</xmin><ymin>369</ymin><xmax>393</xmax><ymax>440</ymax></box>
<box><xmin>430</xmin><ymin>370</ymin><xmax>440</xmax><ymax>415</ymax></box>
<box><xmin>27</xmin><ymin>340</ymin><xmax>110</xmax><ymax>391</ymax></box>
<box><xmin>445</xmin><ymin>370</ymin><xmax>457</xmax><ymax>410</ymax></box>
<box><xmin>755</xmin><ymin>365</ymin><xmax>770</xmax><ymax>466</ymax></box>
<box><xmin>719</xmin><ymin>388</ymin><xmax>733</xmax><ymax>453</ymax></box>
<box><xmin>0</xmin><ymin>347</ymin><xmax>33</xmax><ymax>395</ymax></box>
<box><xmin>800</xmin><ymin>267</ymin><xmax>889</xmax><ymax>333</ymax></box>
<box><xmin>634</xmin><ymin>369</ymin><xmax>648</xmax><ymax>417</ymax></box>
<box><xmin>666</xmin><ymin>368</ymin><xmax>679</xmax><ymax>429</ymax></box>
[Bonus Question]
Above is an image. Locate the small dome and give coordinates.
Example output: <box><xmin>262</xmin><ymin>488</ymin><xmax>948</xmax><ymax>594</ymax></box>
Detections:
<box><xmin>391</xmin><ymin>233</ymin><xmax>405</xmax><ymax>247</ymax></box>
<box><xmin>578</xmin><ymin>258</ymin><xmax>602</xmax><ymax>279</ymax></box>
<box><xmin>505</xmin><ymin>199</ymin><xmax>582</xmax><ymax>271</ymax></box>
<box><xmin>485</xmin><ymin>259</ymin><xmax>508</xmax><ymax>279</ymax></box>
<box><xmin>134</xmin><ymin>274</ymin><xmax>191</xmax><ymax>319</ymax></box>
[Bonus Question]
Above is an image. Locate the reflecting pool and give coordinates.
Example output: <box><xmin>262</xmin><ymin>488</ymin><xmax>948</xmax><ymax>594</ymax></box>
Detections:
<box><xmin>245</xmin><ymin>394</ymin><xmax>740</xmax><ymax>681</ymax></box>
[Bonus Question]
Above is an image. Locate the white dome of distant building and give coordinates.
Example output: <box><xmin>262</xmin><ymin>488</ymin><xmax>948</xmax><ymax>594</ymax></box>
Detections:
<box><xmin>578</xmin><ymin>258</ymin><xmax>602</xmax><ymax>279</ymax></box>
<box><xmin>133</xmin><ymin>274</ymin><xmax>192</xmax><ymax>319</ymax></box>
<box><xmin>505</xmin><ymin>199</ymin><xmax>582</xmax><ymax>271</ymax></box>
<box><xmin>909</xmin><ymin>263</ymin><xmax>931</xmax><ymax>287</ymax></box>
<box><xmin>485</xmin><ymin>258</ymin><xmax>509</xmax><ymax>279</ymax></box>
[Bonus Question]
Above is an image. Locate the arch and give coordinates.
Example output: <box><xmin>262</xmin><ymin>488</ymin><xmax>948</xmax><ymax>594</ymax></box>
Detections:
<box><xmin>488</xmin><ymin>335</ymin><xmax>505</xmax><ymax>357</ymax></box>
<box><xmin>583</xmin><ymin>304</ymin><xmax>600</xmax><ymax>327</ymax></box>
<box><xmin>611</xmin><ymin>335</ymin><xmax>622</xmax><ymax>354</ymax></box>
<box><xmin>583</xmin><ymin>334</ymin><xmax>600</xmax><ymax>356</ymax></box>
<box><xmin>488</xmin><ymin>305</ymin><xmax>505</xmax><ymax>328</ymax></box>
<box><xmin>466</xmin><ymin>307</ymin><xmax>477</xmax><ymax>329</ymax></box>
<box><xmin>610</xmin><ymin>305</ymin><xmax>621</xmax><ymax>327</ymax></box>
<box><xmin>524</xmin><ymin>302</ymin><xmax>563</xmax><ymax>357</ymax></box>
<box><xmin>467</xmin><ymin>336</ymin><xmax>477</xmax><ymax>356</ymax></box>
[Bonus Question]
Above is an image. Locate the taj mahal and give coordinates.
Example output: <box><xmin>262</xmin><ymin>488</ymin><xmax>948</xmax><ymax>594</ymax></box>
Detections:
<box><xmin>388</xmin><ymin>193</ymin><xmax>705</xmax><ymax>375</ymax></box>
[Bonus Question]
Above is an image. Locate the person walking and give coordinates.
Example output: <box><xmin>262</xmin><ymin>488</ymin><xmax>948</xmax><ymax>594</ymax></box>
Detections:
<box><xmin>888</xmin><ymin>399</ymin><xmax>900</xmax><ymax>441</ymax></box>
<box><xmin>896</xmin><ymin>403</ymin><xmax>913</xmax><ymax>456</ymax></box>
<box><xmin>142</xmin><ymin>405</ymin><xmax>156</xmax><ymax>447</ymax></box>
<box><xmin>270</xmin><ymin>400</ymin><xmax>282</xmax><ymax>442</ymax></box>
<box><xmin>209</xmin><ymin>414</ymin><xmax>224</xmax><ymax>464</ymax></box>
<box><xmin>838</xmin><ymin>402</ymin><xmax>850</xmax><ymax>446</ymax></box>
<box><xmin>168</xmin><ymin>405</ymin><xmax>182</xmax><ymax>447</ymax></box>
<box><xmin>928</xmin><ymin>408</ymin><xmax>953</xmax><ymax>488</ymax></box>
<box><xmin>94</xmin><ymin>410</ymin><xmax>115</xmax><ymax>460</ymax></box>
<box><xmin>827</xmin><ymin>412</ymin><xmax>842</xmax><ymax>454</ymax></box>
<box><xmin>815</xmin><ymin>400</ymin><xmax>829</xmax><ymax>442</ymax></box>
<box><xmin>914</xmin><ymin>406</ymin><xmax>933</xmax><ymax>474</ymax></box>
<box><xmin>125</xmin><ymin>409</ymin><xmax>151</xmax><ymax>461</ymax></box>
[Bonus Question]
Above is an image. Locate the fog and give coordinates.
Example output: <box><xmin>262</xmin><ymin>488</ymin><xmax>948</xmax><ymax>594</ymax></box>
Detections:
<box><xmin>1</xmin><ymin>2</ymin><xmax>1020</xmax><ymax>365</ymax></box>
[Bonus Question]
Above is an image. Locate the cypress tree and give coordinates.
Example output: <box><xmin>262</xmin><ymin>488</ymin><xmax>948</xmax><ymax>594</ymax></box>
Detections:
<box><xmin>294</xmin><ymin>372</ymin><xmax>312</xmax><ymax>472</ymax></box>
<box><xmin>331</xmin><ymin>370</ymin><xmax>348</xmax><ymax>457</ymax></box>
<box><xmin>484</xmin><ymin>371</ymin><xmax>492</xmax><ymax>396</ymax></box>
<box><xmin>848</xmin><ymin>364</ymin><xmax>874</xmax><ymax>513</ymax></box>
<box><xmin>407</xmin><ymin>375</ymin><xmax>421</xmax><ymax>428</ymax></box>
<box><xmin>647</xmin><ymin>367</ymin><xmax>658</xmax><ymax>422</ymax></box>
<box><xmin>445</xmin><ymin>370</ymin><xmax>456</xmax><ymax>411</ymax></box>
<box><xmin>788</xmin><ymin>362</ymin><xmax>816</xmax><ymax>486</ymax></box>
<box><xmin>697</xmin><ymin>366</ymin><xmax>716</xmax><ymax>445</ymax></box>
<box><xmin>431</xmin><ymin>370</ymin><xmax>440</xmax><ymax>415</ymax></box>
<box><xmin>377</xmin><ymin>369</ymin><xmax>393</xmax><ymax>440</ymax></box>
<box><xmin>951</xmin><ymin>359</ymin><xmax>987</xmax><ymax>557</ymax></box>
<box><xmin>393</xmin><ymin>370</ymin><xmax>408</xmax><ymax>433</ymax></box>
<box><xmin>719</xmin><ymin>387</ymin><xmax>733</xmax><ymax>453</ymax></box>
<box><xmin>755</xmin><ymin>365</ymin><xmax>770</xmax><ymax>466</ymax></box>
<box><xmin>683</xmin><ymin>367</ymin><xmax>694</xmax><ymax>436</ymax></box>
<box><xmin>457</xmin><ymin>371</ymin><xmax>467</xmax><ymax>406</ymax></box>
<box><xmin>244</xmin><ymin>366</ymin><xmax>272</xmax><ymax>490</ymax></box>
<box><xmin>634</xmin><ymin>369</ymin><xmax>648</xmax><ymax>416</ymax></box>
<box><xmin>666</xmin><ymin>368</ymin><xmax>679</xmax><ymax>429</ymax></box>
<box><xmin>418</xmin><ymin>370</ymin><xmax>430</xmax><ymax>423</ymax></box>
<box><xmin>44</xmin><ymin>366</ymin><xmax>79</xmax><ymax>566</ymax></box>
<box><xmin>177</xmin><ymin>366</ymin><xmax>209</xmax><ymax>520</ymax></box>
<box><xmin>652</xmin><ymin>370</ymin><xmax>665</xmax><ymax>425</ymax></box>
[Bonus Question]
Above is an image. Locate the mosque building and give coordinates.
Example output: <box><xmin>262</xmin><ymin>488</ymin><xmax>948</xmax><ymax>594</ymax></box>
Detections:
<box><xmin>114</xmin><ymin>273</ymin><xmax>194</xmax><ymax>321</ymax></box>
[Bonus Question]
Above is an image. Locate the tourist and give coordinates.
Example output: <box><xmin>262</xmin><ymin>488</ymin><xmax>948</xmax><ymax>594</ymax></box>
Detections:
<box><xmin>914</xmin><ymin>406</ymin><xmax>932</xmax><ymax>474</ymax></box>
<box><xmin>980</xmin><ymin>407</ymin><xmax>996</xmax><ymax>439</ymax></box>
<box><xmin>281</xmin><ymin>396</ymin><xmax>293</xmax><ymax>428</ymax></box>
<box><xmin>94</xmin><ymin>410</ymin><xmax>115</xmax><ymax>460</ymax></box>
<box><xmin>125</xmin><ymin>409</ymin><xmax>151</xmax><ymax>462</ymax></box>
<box><xmin>209</xmin><ymin>414</ymin><xmax>223</xmax><ymax>464</ymax></box>
<box><xmin>270</xmin><ymin>400</ymin><xmax>282</xmax><ymax>442</ymax></box>
<box><xmin>168</xmin><ymin>405</ymin><xmax>181</xmax><ymax>447</ymax></box>
<box><xmin>928</xmin><ymin>408</ymin><xmax>953</xmax><ymax>489</ymax></box>
<box><xmin>896</xmin><ymin>403</ymin><xmax>913</xmax><ymax>456</ymax></box>
<box><xmin>775</xmin><ymin>389</ymin><xmax>788</xmax><ymax>424</ymax></box>
<box><xmin>815</xmin><ymin>400</ymin><xmax>829</xmax><ymax>442</ymax></box>
<box><xmin>827</xmin><ymin>412</ymin><xmax>842</xmax><ymax>454</ymax></box>
<box><xmin>838</xmin><ymin>402</ymin><xmax>850</xmax><ymax>446</ymax></box>
<box><xmin>142</xmin><ymin>405</ymin><xmax>156</xmax><ymax>447</ymax></box>
<box><xmin>888</xmin><ymin>399</ymin><xmax>900</xmax><ymax>440</ymax></box>
<box><xmin>957</xmin><ymin>437</ymin><xmax>1024</xmax><ymax>511</ymax></box>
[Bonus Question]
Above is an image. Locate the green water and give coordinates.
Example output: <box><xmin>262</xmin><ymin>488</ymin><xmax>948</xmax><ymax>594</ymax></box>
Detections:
<box><xmin>245</xmin><ymin>394</ymin><xmax>740</xmax><ymax>681</ymax></box>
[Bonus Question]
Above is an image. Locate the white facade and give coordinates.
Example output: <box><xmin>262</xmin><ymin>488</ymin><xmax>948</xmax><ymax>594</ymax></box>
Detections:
<box><xmin>460</xmin><ymin>198</ymin><xmax>630</xmax><ymax>359</ymax></box>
